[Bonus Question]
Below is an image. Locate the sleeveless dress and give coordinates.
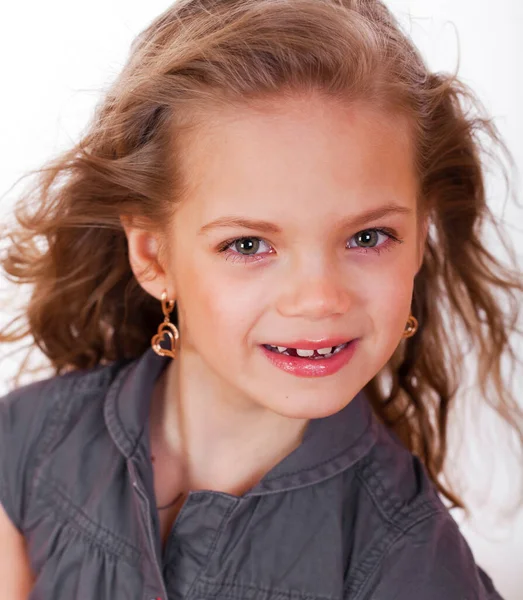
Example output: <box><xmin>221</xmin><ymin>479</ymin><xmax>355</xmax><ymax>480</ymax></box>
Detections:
<box><xmin>0</xmin><ymin>347</ymin><xmax>504</xmax><ymax>599</ymax></box>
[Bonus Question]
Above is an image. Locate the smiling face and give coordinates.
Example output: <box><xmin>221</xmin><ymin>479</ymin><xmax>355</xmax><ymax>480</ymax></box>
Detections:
<box><xmin>129</xmin><ymin>93</ymin><xmax>426</xmax><ymax>420</ymax></box>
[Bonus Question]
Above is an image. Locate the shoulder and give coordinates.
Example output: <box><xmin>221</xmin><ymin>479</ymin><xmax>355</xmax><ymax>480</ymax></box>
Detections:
<box><xmin>0</xmin><ymin>359</ymin><xmax>125</xmax><ymax>447</ymax></box>
<box><xmin>346</xmin><ymin>418</ymin><xmax>503</xmax><ymax>599</ymax></box>
<box><xmin>1</xmin><ymin>361</ymin><xmax>118</xmax><ymax>420</ymax></box>
<box><xmin>0</xmin><ymin>358</ymin><xmax>130</xmax><ymax>531</ymax></box>
<box><xmin>363</xmin><ymin>503</ymin><xmax>503</xmax><ymax>599</ymax></box>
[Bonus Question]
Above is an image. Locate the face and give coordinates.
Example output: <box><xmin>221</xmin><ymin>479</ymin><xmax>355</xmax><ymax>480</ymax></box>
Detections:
<box><xmin>136</xmin><ymin>94</ymin><xmax>425</xmax><ymax>420</ymax></box>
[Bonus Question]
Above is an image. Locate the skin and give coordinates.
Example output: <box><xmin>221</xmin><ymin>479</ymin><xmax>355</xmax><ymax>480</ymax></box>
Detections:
<box><xmin>0</xmin><ymin>503</ymin><xmax>34</xmax><ymax>598</ymax></box>
<box><xmin>123</xmin><ymin>93</ymin><xmax>428</xmax><ymax>495</ymax></box>
<box><xmin>0</xmin><ymin>93</ymin><xmax>429</xmax><ymax>593</ymax></box>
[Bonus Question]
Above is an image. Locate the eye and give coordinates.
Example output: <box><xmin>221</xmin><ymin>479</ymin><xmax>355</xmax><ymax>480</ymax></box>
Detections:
<box><xmin>218</xmin><ymin>236</ymin><xmax>272</xmax><ymax>263</ymax></box>
<box><xmin>217</xmin><ymin>227</ymin><xmax>403</xmax><ymax>264</ymax></box>
<box><xmin>231</xmin><ymin>238</ymin><xmax>265</xmax><ymax>255</ymax></box>
<box><xmin>347</xmin><ymin>228</ymin><xmax>401</xmax><ymax>255</ymax></box>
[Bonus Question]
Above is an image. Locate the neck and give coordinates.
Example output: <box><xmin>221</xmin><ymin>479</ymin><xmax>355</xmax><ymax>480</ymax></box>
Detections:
<box><xmin>150</xmin><ymin>348</ymin><xmax>309</xmax><ymax>496</ymax></box>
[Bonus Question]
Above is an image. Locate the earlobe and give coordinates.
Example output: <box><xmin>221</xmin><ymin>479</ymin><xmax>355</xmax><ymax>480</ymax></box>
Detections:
<box><xmin>120</xmin><ymin>218</ymin><xmax>171</xmax><ymax>301</ymax></box>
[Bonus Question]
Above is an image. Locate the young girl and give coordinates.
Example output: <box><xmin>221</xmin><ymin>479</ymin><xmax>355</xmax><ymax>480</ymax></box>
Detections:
<box><xmin>1</xmin><ymin>0</ymin><xmax>522</xmax><ymax>598</ymax></box>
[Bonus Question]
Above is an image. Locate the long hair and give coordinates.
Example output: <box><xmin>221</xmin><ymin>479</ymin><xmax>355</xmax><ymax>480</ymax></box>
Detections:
<box><xmin>2</xmin><ymin>0</ymin><xmax>522</xmax><ymax>512</ymax></box>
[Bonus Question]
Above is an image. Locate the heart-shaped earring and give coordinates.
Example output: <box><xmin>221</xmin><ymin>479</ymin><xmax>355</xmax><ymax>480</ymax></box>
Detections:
<box><xmin>151</xmin><ymin>290</ymin><xmax>179</xmax><ymax>359</ymax></box>
<box><xmin>402</xmin><ymin>314</ymin><xmax>418</xmax><ymax>338</ymax></box>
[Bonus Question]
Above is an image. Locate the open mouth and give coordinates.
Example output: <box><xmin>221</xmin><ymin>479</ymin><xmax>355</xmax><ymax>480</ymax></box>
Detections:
<box><xmin>262</xmin><ymin>342</ymin><xmax>350</xmax><ymax>360</ymax></box>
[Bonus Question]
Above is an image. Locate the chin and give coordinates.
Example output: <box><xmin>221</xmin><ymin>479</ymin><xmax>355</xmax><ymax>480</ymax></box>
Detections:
<box><xmin>262</xmin><ymin>393</ymin><xmax>354</xmax><ymax>420</ymax></box>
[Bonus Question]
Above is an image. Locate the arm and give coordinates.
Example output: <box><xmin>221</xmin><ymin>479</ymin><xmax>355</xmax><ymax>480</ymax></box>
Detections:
<box><xmin>0</xmin><ymin>380</ymin><xmax>57</xmax><ymax>600</ymax></box>
<box><xmin>0</xmin><ymin>502</ymin><xmax>34</xmax><ymax>599</ymax></box>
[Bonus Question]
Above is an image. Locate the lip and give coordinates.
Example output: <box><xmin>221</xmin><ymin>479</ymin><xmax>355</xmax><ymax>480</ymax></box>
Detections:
<box><xmin>260</xmin><ymin>338</ymin><xmax>359</xmax><ymax>378</ymax></box>
<box><xmin>263</xmin><ymin>337</ymin><xmax>354</xmax><ymax>350</ymax></box>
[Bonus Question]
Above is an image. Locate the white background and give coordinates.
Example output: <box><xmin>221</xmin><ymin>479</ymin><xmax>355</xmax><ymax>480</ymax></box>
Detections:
<box><xmin>0</xmin><ymin>1</ymin><xmax>522</xmax><ymax>597</ymax></box>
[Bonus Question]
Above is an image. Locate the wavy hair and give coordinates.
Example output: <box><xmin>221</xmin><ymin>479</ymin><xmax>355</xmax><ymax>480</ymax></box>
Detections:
<box><xmin>2</xmin><ymin>0</ymin><xmax>522</xmax><ymax>512</ymax></box>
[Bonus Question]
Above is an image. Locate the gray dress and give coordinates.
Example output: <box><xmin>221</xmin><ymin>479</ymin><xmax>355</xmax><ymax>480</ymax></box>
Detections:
<box><xmin>0</xmin><ymin>347</ymin><xmax>503</xmax><ymax>599</ymax></box>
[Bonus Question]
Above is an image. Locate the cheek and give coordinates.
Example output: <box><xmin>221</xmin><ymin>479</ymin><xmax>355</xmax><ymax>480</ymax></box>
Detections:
<box><xmin>177</xmin><ymin>260</ymin><xmax>263</xmax><ymax>349</ymax></box>
<box><xmin>359</xmin><ymin>257</ymin><xmax>415</xmax><ymax>335</ymax></box>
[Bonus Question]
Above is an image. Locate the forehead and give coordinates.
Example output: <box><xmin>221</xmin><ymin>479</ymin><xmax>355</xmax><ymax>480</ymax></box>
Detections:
<box><xmin>173</xmin><ymin>94</ymin><xmax>417</xmax><ymax>223</ymax></box>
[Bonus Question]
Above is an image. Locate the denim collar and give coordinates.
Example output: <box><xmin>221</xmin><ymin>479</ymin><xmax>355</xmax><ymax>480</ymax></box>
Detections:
<box><xmin>104</xmin><ymin>347</ymin><xmax>378</xmax><ymax>496</ymax></box>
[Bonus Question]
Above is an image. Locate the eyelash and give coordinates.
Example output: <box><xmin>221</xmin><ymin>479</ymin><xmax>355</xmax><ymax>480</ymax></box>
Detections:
<box><xmin>217</xmin><ymin>227</ymin><xmax>403</xmax><ymax>264</ymax></box>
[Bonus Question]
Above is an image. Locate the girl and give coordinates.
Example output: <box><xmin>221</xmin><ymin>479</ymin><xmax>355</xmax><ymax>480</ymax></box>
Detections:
<box><xmin>1</xmin><ymin>0</ymin><xmax>522</xmax><ymax>598</ymax></box>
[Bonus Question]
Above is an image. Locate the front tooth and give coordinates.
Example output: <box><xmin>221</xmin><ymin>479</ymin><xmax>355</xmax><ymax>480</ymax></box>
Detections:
<box><xmin>277</xmin><ymin>346</ymin><xmax>287</xmax><ymax>353</ymax></box>
<box><xmin>296</xmin><ymin>349</ymin><xmax>314</xmax><ymax>357</ymax></box>
<box><xmin>316</xmin><ymin>347</ymin><xmax>334</xmax><ymax>355</ymax></box>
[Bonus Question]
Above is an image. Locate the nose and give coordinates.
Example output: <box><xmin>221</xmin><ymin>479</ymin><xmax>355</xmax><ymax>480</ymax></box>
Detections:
<box><xmin>276</xmin><ymin>257</ymin><xmax>352</xmax><ymax>320</ymax></box>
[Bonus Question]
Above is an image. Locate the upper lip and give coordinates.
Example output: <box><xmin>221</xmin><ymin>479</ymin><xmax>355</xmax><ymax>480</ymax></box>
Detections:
<box><xmin>263</xmin><ymin>338</ymin><xmax>355</xmax><ymax>350</ymax></box>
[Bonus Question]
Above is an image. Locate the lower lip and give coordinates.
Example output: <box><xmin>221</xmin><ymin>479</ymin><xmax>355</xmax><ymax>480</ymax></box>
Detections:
<box><xmin>260</xmin><ymin>340</ymin><xmax>359</xmax><ymax>378</ymax></box>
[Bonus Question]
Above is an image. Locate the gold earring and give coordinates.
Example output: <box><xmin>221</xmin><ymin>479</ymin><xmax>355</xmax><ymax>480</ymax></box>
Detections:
<box><xmin>151</xmin><ymin>290</ymin><xmax>179</xmax><ymax>359</ymax></box>
<box><xmin>402</xmin><ymin>314</ymin><xmax>418</xmax><ymax>338</ymax></box>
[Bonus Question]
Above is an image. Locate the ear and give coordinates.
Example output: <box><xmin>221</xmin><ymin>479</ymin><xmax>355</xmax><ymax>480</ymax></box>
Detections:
<box><xmin>120</xmin><ymin>216</ymin><xmax>174</xmax><ymax>302</ymax></box>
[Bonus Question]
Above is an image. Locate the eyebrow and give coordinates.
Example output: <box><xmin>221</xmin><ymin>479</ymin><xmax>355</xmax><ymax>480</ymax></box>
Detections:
<box><xmin>198</xmin><ymin>203</ymin><xmax>413</xmax><ymax>235</ymax></box>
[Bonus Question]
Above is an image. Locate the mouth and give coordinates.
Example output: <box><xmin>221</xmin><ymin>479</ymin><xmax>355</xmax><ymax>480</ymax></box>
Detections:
<box><xmin>262</xmin><ymin>341</ymin><xmax>351</xmax><ymax>360</ymax></box>
<box><xmin>260</xmin><ymin>339</ymin><xmax>359</xmax><ymax>378</ymax></box>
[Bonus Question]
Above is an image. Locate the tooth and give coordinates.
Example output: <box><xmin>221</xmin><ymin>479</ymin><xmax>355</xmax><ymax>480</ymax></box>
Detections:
<box><xmin>316</xmin><ymin>347</ymin><xmax>334</xmax><ymax>355</ymax></box>
<box><xmin>296</xmin><ymin>349</ymin><xmax>314</xmax><ymax>357</ymax></box>
<box><xmin>277</xmin><ymin>346</ymin><xmax>287</xmax><ymax>353</ymax></box>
